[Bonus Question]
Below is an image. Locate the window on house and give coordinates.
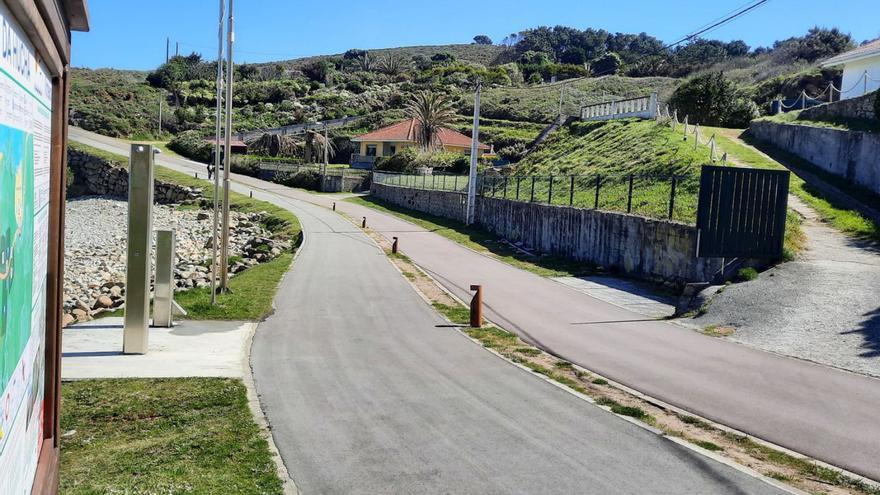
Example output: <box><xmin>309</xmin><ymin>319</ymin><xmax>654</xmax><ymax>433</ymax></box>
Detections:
<box><xmin>366</xmin><ymin>144</ymin><xmax>377</xmax><ymax>157</ymax></box>
<box><xmin>389</xmin><ymin>145</ymin><xmax>397</xmax><ymax>155</ymax></box>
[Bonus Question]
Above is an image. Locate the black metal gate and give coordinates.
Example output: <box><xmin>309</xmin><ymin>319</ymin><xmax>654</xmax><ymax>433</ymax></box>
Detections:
<box><xmin>696</xmin><ymin>165</ymin><xmax>790</xmax><ymax>258</ymax></box>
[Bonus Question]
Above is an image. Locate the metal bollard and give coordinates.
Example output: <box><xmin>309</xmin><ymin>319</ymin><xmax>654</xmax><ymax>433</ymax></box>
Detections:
<box><xmin>469</xmin><ymin>285</ymin><xmax>483</xmax><ymax>328</ymax></box>
<box><xmin>153</xmin><ymin>229</ymin><xmax>176</xmax><ymax>328</ymax></box>
<box><xmin>124</xmin><ymin>144</ymin><xmax>154</xmax><ymax>354</ymax></box>
<box><xmin>392</xmin><ymin>237</ymin><xmax>399</xmax><ymax>254</ymax></box>
<box><xmin>250</xmin><ymin>190</ymin><xmax>253</xmax><ymax>198</ymax></box>
<box><xmin>362</xmin><ymin>217</ymin><xmax>367</xmax><ymax>228</ymax></box>
<box><xmin>332</xmin><ymin>202</ymin><xmax>336</xmax><ymax>211</ymax></box>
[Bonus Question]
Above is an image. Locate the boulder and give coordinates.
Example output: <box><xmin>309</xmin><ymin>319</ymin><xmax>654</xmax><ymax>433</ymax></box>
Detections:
<box><xmin>93</xmin><ymin>295</ymin><xmax>114</xmax><ymax>310</ymax></box>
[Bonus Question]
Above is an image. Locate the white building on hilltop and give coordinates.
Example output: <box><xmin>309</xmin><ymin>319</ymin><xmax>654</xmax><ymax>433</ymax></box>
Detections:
<box><xmin>821</xmin><ymin>39</ymin><xmax>880</xmax><ymax>100</ymax></box>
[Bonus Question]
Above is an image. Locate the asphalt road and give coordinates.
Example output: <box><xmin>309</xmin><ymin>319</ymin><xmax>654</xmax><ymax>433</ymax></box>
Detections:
<box><xmin>69</xmin><ymin>128</ymin><xmax>788</xmax><ymax>494</ymax></box>
<box><xmin>331</xmin><ymin>196</ymin><xmax>880</xmax><ymax>482</ymax></box>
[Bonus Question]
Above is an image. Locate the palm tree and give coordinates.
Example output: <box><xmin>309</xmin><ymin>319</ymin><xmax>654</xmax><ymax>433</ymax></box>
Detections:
<box><xmin>406</xmin><ymin>91</ymin><xmax>457</xmax><ymax>151</ymax></box>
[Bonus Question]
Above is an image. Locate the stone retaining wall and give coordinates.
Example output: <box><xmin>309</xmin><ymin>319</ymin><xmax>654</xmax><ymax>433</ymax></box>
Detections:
<box><xmin>749</xmin><ymin>120</ymin><xmax>880</xmax><ymax>196</ymax></box>
<box><xmin>799</xmin><ymin>91</ymin><xmax>877</xmax><ymax>122</ymax></box>
<box><xmin>68</xmin><ymin>148</ymin><xmax>202</xmax><ymax>203</ymax></box>
<box><xmin>371</xmin><ymin>182</ymin><xmax>722</xmax><ymax>286</ymax></box>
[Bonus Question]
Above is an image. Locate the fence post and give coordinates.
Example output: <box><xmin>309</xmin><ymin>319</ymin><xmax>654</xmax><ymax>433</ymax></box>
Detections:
<box><xmin>668</xmin><ymin>175</ymin><xmax>677</xmax><ymax>219</ymax></box>
<box><xmin>454</xmin><ymin>175</ymin><xmax>458</xmax><ymax>191</ymax></box>
<box><xmin>548</xmin><ymin>175</ymin><xmax>554</xmax><ymax>204</ymax></box>
<box><xmin>864</xmin><ymin>70</ymin><xmax>869</xmax><ymax>96</ymax></box>
<box><xmin>627</xmin><ymin>174</ymin><xmax>634</xmax><ymax>213</ymax></box>
<box><xmin>530</xmin><ymin>177</ymin><xmax>536</xmax><ymax>202</ymax></box>
<box><xmin>422</xmin><ymin>174</ymin><xmax>427</xmax><ymax>189</ymax></box>
<box><xmin>432</xmin><ymin>174</ymin><xmax>436</xmax><ymax>190</ymax></box>
<box><xmin>503</xmin><ymin>177</ymin><xmax>508</xmax><ymax>199</ymax></box>
<box><xmin>594</xmin><ymin>175</ymin><xmax>601</xmax><ymax>209</ymax></box>
<box><xmin>801</xmin><ymin>90</ymin><xmax>807</xmax><ymax>110</ymax></box>
<box><xmin>569</xmin><ymin>176</ymin><xmax>575</xmax><ymax>206</ymax></box>
<box><xmin>694</xmin><ymin>124</ymin><xmax>700</xmax><ymax>150</ymax></box>
<box><xmin>516</xmin><ymin>177</ymin><xmax>521</xmax><ymax>200</ymax></box>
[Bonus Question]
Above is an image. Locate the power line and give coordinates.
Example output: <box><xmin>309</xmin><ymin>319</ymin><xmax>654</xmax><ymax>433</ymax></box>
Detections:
<box><xmin>664</xmin><ymin>0</ymin><xmax>771</xmax><ymax>49</ymax></box>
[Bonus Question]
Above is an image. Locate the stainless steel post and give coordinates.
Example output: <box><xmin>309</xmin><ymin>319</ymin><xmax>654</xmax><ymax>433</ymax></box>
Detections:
<box><xmin>220</xmin><ymin>0</ymin><xmax>235</xmax><ymax>291</ymax></box>
<box><xmin>124</xmin><ymin>144</ymin><xmax>154</xmax><ymax>354</ymax></box>
<box><xmin>153</xmin><ymin>229</ymin><xmax>176</xmax><ymax>328</ymax></box>
<box><xmin>210</xmin><ymin>0</ymin><xmax>226</xmax><ymax>303</ymax></box>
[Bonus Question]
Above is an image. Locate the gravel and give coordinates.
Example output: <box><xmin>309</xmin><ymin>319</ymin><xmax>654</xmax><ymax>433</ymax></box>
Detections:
<box><xmin>63</xmin><ymin>196</ymin><xmax>289</xmax><ymax>323</ymax></box>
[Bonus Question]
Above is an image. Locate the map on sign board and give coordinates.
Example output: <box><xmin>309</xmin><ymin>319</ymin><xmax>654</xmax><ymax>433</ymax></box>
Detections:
<box><xmin>0</xmin><ymin>0</ymin><xmax>53</xmax><ymax>492</ymax></box>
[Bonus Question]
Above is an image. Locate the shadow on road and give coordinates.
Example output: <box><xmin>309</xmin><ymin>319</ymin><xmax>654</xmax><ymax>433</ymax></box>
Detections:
<box><xmin>842</xmin><ymin>307</ymin><xmax>880</xmax><ymax>358</ymax></box>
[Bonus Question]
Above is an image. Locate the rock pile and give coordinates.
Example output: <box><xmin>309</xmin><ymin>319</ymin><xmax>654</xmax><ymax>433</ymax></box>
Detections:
<box><xmin>63</xmin><ymin>197</ymin><xmax>290</xmax><ymax>325</ymax></box>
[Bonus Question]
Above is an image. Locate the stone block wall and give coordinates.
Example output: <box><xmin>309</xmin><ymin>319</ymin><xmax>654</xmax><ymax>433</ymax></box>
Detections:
<box><xmin>799</xmin><ymin>91</ymin><xmax>877</xmax><ymax>122</ymax></box>
<box><xmin>371</xmin><ymin>182</ymin><xmax>722</xmax><ymax>286</ymax></box>
<box><xmin>68</xmin><ymin>148</ymin><xmax>202</xmax><ymax>204</ymax></box>
<box><xmin>749</xmin><ymin>120</ymin><xmax>880</xmax><ymax>196</ymax></box>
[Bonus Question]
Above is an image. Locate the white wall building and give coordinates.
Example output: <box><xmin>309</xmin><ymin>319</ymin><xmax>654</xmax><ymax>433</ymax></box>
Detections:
<box><xmin>821</xmin><ymin>39</ymin><xmax>880</xmax><ymax>100</ymax></box>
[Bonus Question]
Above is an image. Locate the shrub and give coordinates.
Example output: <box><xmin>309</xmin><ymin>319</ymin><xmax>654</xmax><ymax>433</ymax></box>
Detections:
<box><xmin>168</xmin><ymin>130</ymin><xmax>213</xmax><ymax>163</ymax></box>
<box><xmin>670</xmin><ymin>72</ymin><xmax>760</xmax><ymax>128</ymax></box>
<box><xmin>498</xmin><ymin>142</ymin><xmax>527</xmax><ymax>163</ymax></box>
<box><xmin>736</xmin><ymin>267</ymin><xmax>759</xmax><ymax>282</ymax></box>
<box><xmin>273</xmin><ymin>168</ymin><xmax>321</xmax><ymax>190</ymax></box>
<box><xmin>374</xmin><ymin>147</ymin><xmax>419</xmax><ymax>172</ymax></box>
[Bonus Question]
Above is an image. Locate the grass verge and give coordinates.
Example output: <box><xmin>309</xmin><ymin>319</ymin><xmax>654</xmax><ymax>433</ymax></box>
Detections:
<box><xmin>68</xmin><ymin>141</ymin><xmax>302</xmax><ymax>320</ymax></box>
<box><xmin>345</xmin><ymin>195</ymin><xmax>596</xmax><ymax>278</ymax></box>
<box><xmin>60</xmin><ymin>378</ymin><xmax>283</xmax><ymax>495</ymax></box>
<box><xmin>703</xmin><ymin>127</ymin><xmax>880</xmax><ymax>243</ymax></box>
<box><xmin>358</xmin><ymin>214</ymin><xmax>880</xmax><ymax>495</ymax></box>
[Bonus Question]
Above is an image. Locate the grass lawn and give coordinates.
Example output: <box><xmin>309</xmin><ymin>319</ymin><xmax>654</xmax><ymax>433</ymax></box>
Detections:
<box><xmin>60</xmin><ymin>378</ymin><xmax>283</xmax><ymax>495</ymax></box>
<box><xmin>68</xmin><ymin>141</ymin><xmax>303</xmax><ymax>320</ymax></box>
<box><xmin>346</xmin><ymin>195</ymin><xmax>596</xmax><ymax>278</ymax></box>
<box><xmin>703</xmin><ymin>127</ymin><xmax>879</xmax><ymax>243</ymax></box>
<box><xmin>176</xmin><ymin>253</ymin><xmax>293</xmax><ymax>320</ymax></box>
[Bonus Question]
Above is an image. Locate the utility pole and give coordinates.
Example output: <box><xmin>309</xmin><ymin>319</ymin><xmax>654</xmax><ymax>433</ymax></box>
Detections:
<box><xmin>219</xmin><ymin>0</ymin><xmax>235</xmax><ymax>291</ymax></box>
<box><xmin>176</xmin><ymin>41</ymin><xmax>180</xmax><ymax>57</ymax></box>
<box><xmin>165</xmin><ymin>37</ymin><xmax>170</xmax><ymax>63</ymax></box>
<box><xmin>323</xmin><ymin>124</ymin><xmax>329</xmax><ymax>189</ymax></box>
<box><xmin>158</xmin><ymin>95</ymin><xmax>163</xmax><ymax>135</ymax></box>
<box><xmin>466</xmin><ymin>80</ymin><xmax>482</xmax><ymax>226</ymax></box>
<box><xmin>210</xmin><ymin>0</ymin><xmax>225</xmax><ymax>303</ymax></box>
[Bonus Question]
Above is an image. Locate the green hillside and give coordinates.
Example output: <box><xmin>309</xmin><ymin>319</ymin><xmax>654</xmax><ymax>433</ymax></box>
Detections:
<box><xmin>480</xmin><ymin>76</ymin><xmax>679</xmax><ymax>123</ymax></box>
<box><xmin>506</xmin><ymin>118</ymin><xmax>715</xmax><ymax>221</ymax></box>
<box><xmin>516</xmin><ymin>118</ymin><xmax>711</xmax><ymax>176</ymax></box>
<box><xmin>70</xmin><ymin>68</ymin><xmax>165</xmax><ymax>139</ymax></box>
<box><xmin>269</xmin><ymin>44</ymin><xmax>509</xmax><ymax>70</ymax></box>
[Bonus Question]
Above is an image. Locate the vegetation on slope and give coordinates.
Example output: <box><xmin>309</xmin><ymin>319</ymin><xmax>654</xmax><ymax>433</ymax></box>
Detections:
<box><xmin>515</xmin><ymin>118</ymin><xmax>712</xmax><ymax>176</ymax></box>
<box><xmin>70</xmin><ymin>68</ymin><xmax>165</xmax><ymax>139</ymax></box>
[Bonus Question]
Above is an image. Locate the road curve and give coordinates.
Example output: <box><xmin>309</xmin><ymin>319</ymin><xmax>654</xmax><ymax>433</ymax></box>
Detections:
<box><xmin>69</xmin><ymin>128</ymin><xmax>786</xmax><ymax>494</ymax></box>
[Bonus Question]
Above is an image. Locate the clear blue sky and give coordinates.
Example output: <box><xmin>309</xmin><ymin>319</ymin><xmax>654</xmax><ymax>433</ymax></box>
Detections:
<box><xmin>71</xmin><ymin>0</ymin><xmax>880</xmax><ymax>70</ymax></box>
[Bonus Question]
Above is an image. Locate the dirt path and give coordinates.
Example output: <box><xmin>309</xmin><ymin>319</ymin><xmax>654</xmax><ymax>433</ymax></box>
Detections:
<box><xmin>693</xmin><ymin>130</ymin><xmax>880</xmax><ymax>377</ymax></box>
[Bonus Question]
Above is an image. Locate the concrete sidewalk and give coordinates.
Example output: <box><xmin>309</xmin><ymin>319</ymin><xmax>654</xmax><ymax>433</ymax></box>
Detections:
<box><xmin>62</xmin><ymin>318</ymin><xmax>253</xmax><ymax>379</ymax></box>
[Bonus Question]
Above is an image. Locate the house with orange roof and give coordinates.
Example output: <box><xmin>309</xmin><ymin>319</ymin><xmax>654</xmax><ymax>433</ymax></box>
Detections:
<box><xmin>350</xmin><ymin>119</ymin><xmax>491</xmax><ymax>169</ymax></box>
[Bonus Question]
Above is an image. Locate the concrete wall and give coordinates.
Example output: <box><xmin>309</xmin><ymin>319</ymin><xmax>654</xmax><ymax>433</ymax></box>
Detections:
<box><xmin>68</xmin><ymin>148</ymin><xmax>202</xmax><ymax>204</ymax></box>
<box><xmin>750</xmin><ymin>120</ymin><xmax>880</xmax><ymax>195</ymax></box>
<box><xmin>800</xmin><ymin>91</ymin><xmax>877</xmax><ymax>121</ymax></box>
<box><xmin>371</xmin><ymin>182</ymin><xmax>722</xmax><ymax>286</ymax></box>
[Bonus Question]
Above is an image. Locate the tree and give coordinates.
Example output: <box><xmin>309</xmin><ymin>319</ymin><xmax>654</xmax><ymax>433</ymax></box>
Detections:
<box><xmin>725</xmin><ymin>40</ymin><xmax>750</xmax><ymax>57</ymax></box>
<box><xmin>406</xmin><ymin>91</ymin><xmax>457</xmax><ymax>150</ymax></box>
<box><xmin>591</xmin><ymin>52</ymin><xmax>622</xmax><ymax>76</ymax></box>
<box><xmin>473</xmin><ymin>35</ymin><xmax>493</xmax><ymax>45</ymax></box>
<box><xmin>669</xmin><ymin>72</ymin><xmax>760</xmax><ymax>128</ymax></box>
<box><xmin>560</xmin><ymin>47</ymin><xmax>586</xmax><ymax>65</ymax></box>
<box><xmin>791</xmin><ymin>27</ymin><xmax>855</xmax><ymax>62</ymax></box>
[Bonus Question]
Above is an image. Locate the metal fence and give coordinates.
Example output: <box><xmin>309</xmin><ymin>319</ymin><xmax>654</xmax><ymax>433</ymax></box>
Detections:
<box><xmin>373</xmin><ymin>170</ymin><xmax>700</xmax><ymax>223</ymax></box>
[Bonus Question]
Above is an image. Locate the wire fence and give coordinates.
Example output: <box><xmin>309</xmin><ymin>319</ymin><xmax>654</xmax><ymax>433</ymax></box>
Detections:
<box><xmin>373</xmin><ymin>170</ymin><xmax>700</xmax><ymax>223</ymax></box>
